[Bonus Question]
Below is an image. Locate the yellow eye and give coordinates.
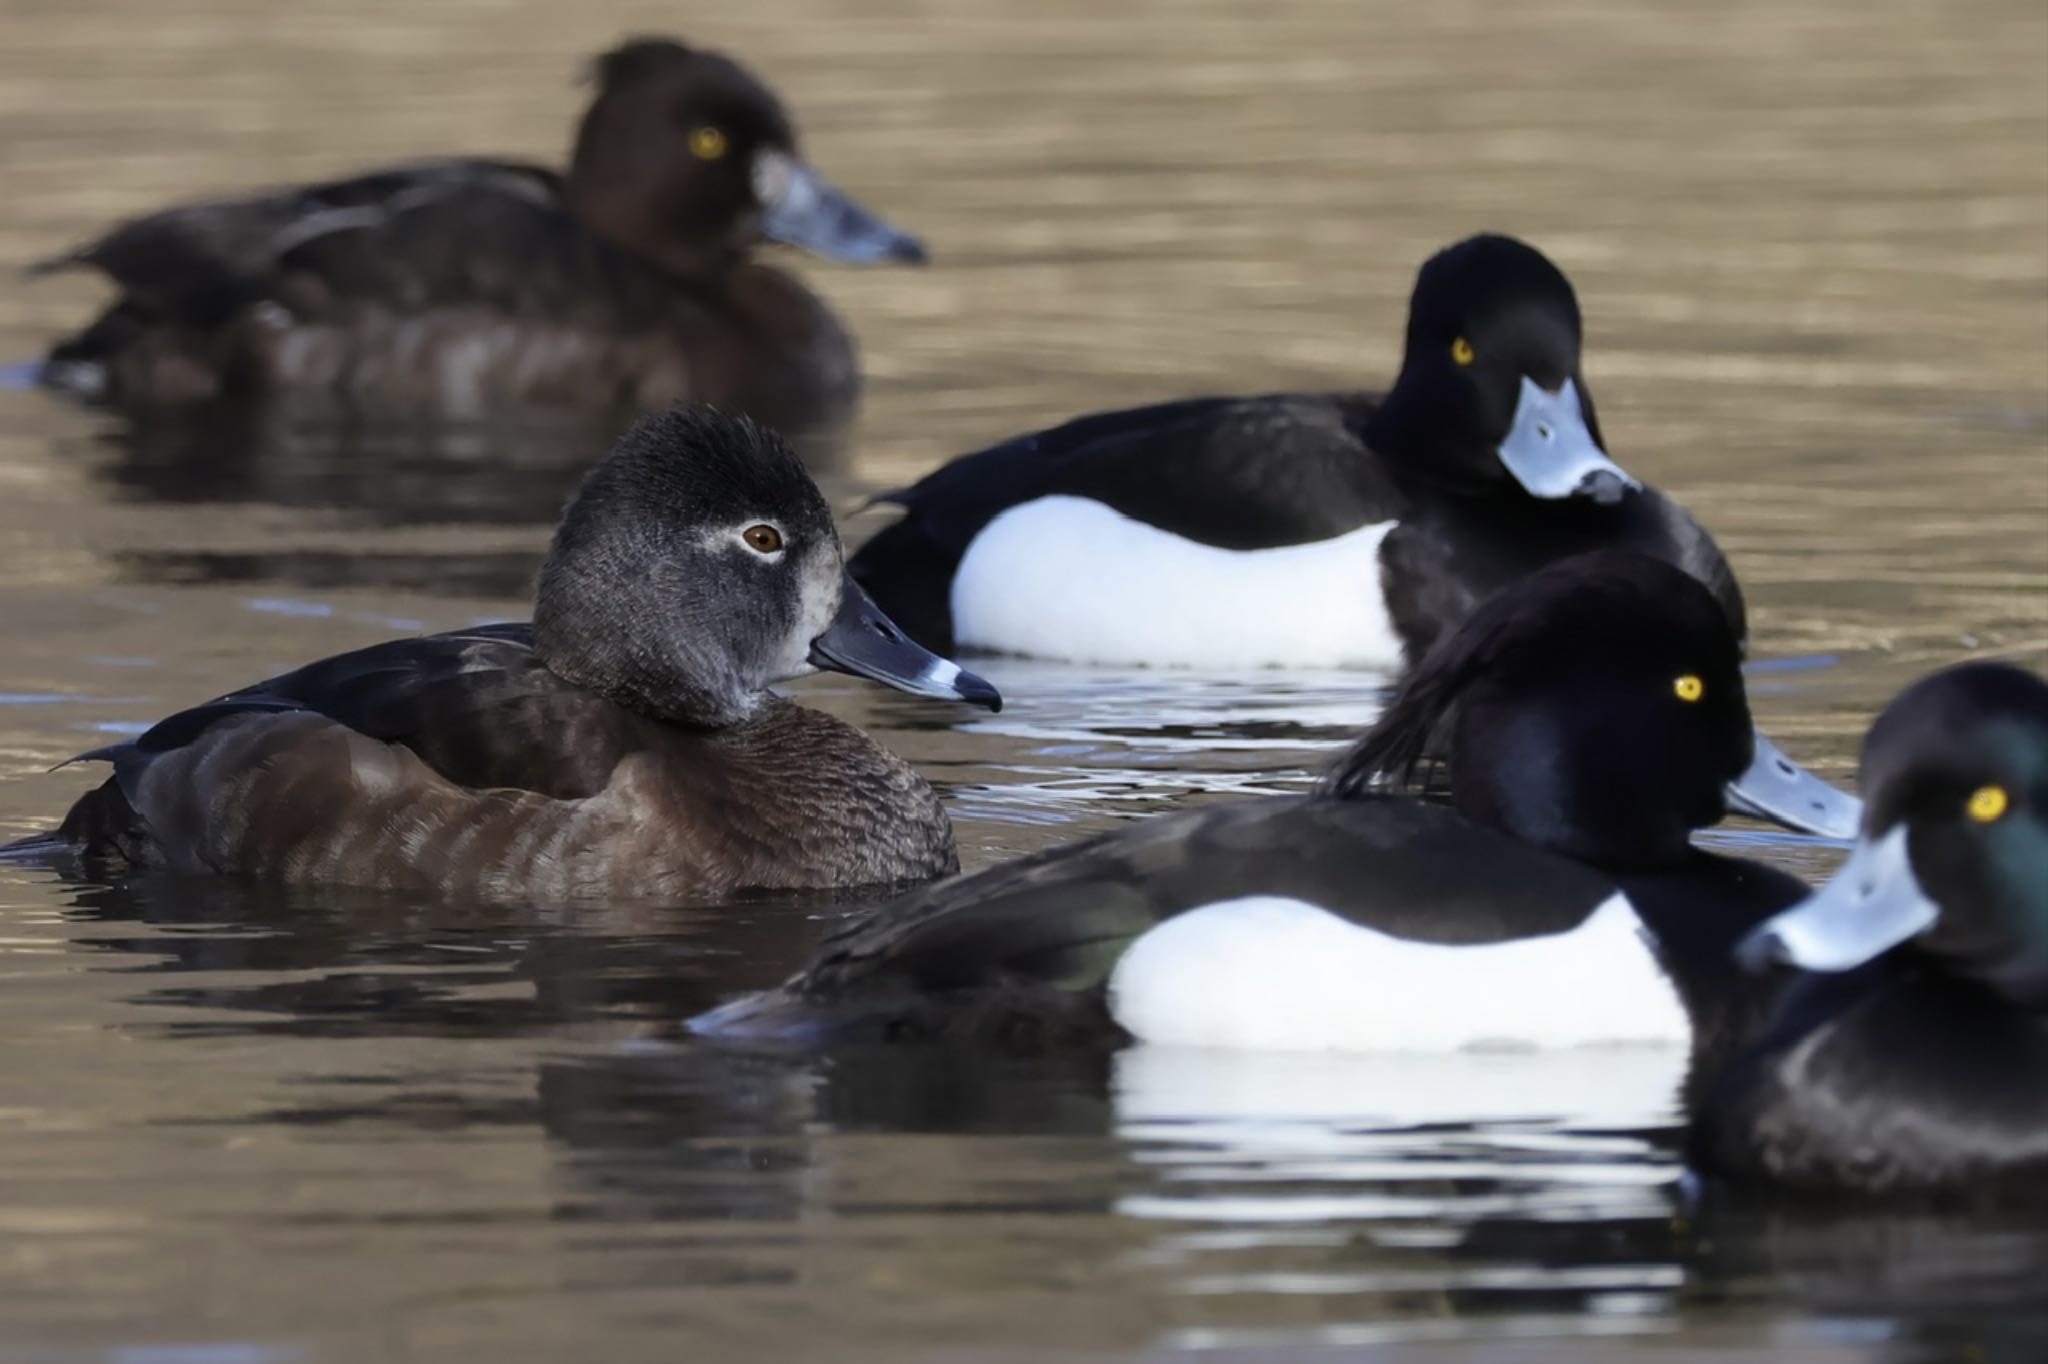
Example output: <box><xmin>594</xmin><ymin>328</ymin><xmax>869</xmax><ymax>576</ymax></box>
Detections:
<box><xmin>1451</xmin><ymin>337</ymin><xmax>1475</xmax><ymax>366</ymax></box>
<box><xmin>1673</xmin><ymin>674</ymin><xmax>1705</xmax><ymax>703</ymax></box>
<box><xmin>1967</xmin><ymin>784</ymin><xmax>2009</xmax><ymax>823</ymax></box>
<box><xmin>689</xmin><ymin>126</ymin><xmax>728</xmax><ymax>160</ymax></box>
<box><xmin>742</xmin><ymin>524</ymin><xmax>783</xmax><ymax>554</ymax></box>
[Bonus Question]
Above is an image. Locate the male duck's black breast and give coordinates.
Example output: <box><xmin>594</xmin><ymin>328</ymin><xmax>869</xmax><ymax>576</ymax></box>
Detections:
<box><xmin>1691</xmin><ymin>971</ymin><xmax>2048</xmax><ymax>1197</ymax></box>
<box><xmin>1378</xmin><ymin>484</ymin><xmax>1745</xmax><ymax>661</ymax></box>
<box><xmin>849</xmin><ymin>391</ymin><xmax>1394</xmax><ymax>651</ymax></box>
<box><xmin>1615</xmin><ymin>853</ymin><xmax>1810</xmax><ymax>1105</ymax></box>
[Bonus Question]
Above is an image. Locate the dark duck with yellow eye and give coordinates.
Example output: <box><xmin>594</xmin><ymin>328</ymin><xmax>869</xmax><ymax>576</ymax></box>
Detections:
<box><xmin>33</xmin><ymin>38</ymin><xmax>924</xmax><ymax>433</ymax></box>
<box><xmin>693</xmin><ymin>552</ymin><xmax>1823</xmax><ymax>1085</ymax></box>
<box><xmin>1692</xmin><ymin>662</ymin><xmax>2048</xmax><ymax>1199</ymax></box>
<box><xmin>1</xmin><ymin>407</ymin><xmax>998</xmax><ymax>900</ymax></box>
<box><xmin>852</xmin><ymin>234</ymin><xmax>1719</xmax><ymax>669</ymax></box>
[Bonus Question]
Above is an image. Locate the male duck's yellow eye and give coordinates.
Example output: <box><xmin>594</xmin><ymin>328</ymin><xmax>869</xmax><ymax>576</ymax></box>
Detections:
<box><xmin>742</xmin><ymin>524</ymin><xmax>783</xmax><ymax>554</ymax></box>
<box><xmin>1967</xmin><ymin>784</ymin><xmax>2009</xmax><ymax>823</ymax></box>
<box><xmin>1451</xmin><ymin>337</ymin><xmax>1476</xmax><ymax>366</ymax></box>
<box><xmin>689</xmin><ymin>126</ymin><xmax>729</xmax><ymax>160</ymax></box>
<box><xmin>1673</xmin><ymin>674</ymin><xmax>1705</xmax><ymax>703</ymax></box>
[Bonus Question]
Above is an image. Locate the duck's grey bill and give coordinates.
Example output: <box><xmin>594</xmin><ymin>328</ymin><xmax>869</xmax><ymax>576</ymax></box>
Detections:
<box><xmin>1496</xmin><ymin>376</ymin><xmax>1639</xmax><ymax>503</ymax></box>
<box><xmin>810</xmin><ymin>573</ymin><xmax>1000</xmax><ymax>710</ymax></box>
<box><xmin>756</xmin><ymin>152</ymin><xmax>927</xmax><ymax>265</ymax></box>
<box><xmin>1736</xmin><ymin>826</ymin><xmax>1935</xmax><ymax>973</ymax></box>
<box><xmin>1725</xmin><ymin>728</ymin><xmax>1863</xmax><ymax>839</ymax></box>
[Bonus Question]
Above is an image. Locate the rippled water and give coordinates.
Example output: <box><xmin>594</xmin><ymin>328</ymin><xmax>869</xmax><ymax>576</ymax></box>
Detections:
<box><xmin>0</xmin><ymin>1</ymin><xmax>2044</xmax><ymax>1360</ymax></box>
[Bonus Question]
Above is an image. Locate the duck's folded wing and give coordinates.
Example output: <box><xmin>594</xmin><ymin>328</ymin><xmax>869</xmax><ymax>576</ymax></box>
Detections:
<box><xmin>267</xmin><ymin>163</ymin><xmax>678</xmax><ymax>325</ymax></box>
<box><xmin>31</xmin><ymin>159</ymin><xmax>642</xmax><ymax>325</ymax></box>
<box><xmin>85</xmin><ymin>623</ymin><xmax>652</xmax><ymax>801</ymax></box>
<box><xmin>702</xmin><ymin>797</ymin><xmax>1616</xmax><ymax>1042</ymax></box>
<box><xmin>848</xmin><ymin>391</ymin><xmax>1393</xmax><ymax>649</ymax></box>
<box><xmin>867</xmin><ymin>390</ymin><xmax>1390</xmax><ymax>558</ymax></box>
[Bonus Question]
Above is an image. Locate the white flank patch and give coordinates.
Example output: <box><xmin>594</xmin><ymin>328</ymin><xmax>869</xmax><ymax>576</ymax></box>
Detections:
<box><xmin>950</xmin><ymin>495</ymin><xmax>1402</xmax><ymax>668</ymax></box>
<box><xmin>1113</xmin><ymin>1041</ymin><xmax>1686</xmax><ymax>1132</ymax></box>
<box><xmin>1106</xmin><ymin>893</ymin><xmax>1689</xmax><ymax>1053</ymax></box>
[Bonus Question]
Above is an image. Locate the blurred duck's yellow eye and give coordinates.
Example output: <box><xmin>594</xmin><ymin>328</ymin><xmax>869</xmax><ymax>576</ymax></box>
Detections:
<box><xmin>1967</xmin><ymin>784</ymin><xmax>2009</xmax><ymax>823</ymax></box>
<box><xmin>690</xmin><ymin>126</ymin><xmax>729</xmax><ymax>160</ymax></box>
<box><xmin>1673</xmin><ymin>674</ymin><xmax>1705</xmax><ymax>703</ymax></box>
<box><xmin>1451</xmin><ymin>337</ymin><xmax>1476</xmax><ymax>366</ymax></box>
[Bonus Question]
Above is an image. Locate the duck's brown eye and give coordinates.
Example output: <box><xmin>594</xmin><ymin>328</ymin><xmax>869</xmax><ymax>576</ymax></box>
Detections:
<box><xmin>1673</xmin><ymin>674</ymin><xmax>1705</xmax><ymax>703</ymax></box>
<box><xmin>1451</xmin><ymin>337</ymin><xmax>1475</xmax><ymax>366</ymax></box>
<box><xmin>742</xmin><ymin>524</ymin><xmax>783</xmax><ymax>554</ymax></box>
<box><xmin>689</xmin><ymin>126</ymin><xmax>728</xmax><ymax>160</ymax></box>
<box><xmin>1967</xmin><ymin>784</ymin><xmax>2009</xmax><ymax>823</ymax></box>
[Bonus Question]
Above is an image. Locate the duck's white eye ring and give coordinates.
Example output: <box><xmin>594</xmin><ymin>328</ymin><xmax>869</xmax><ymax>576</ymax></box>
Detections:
<box><xmin>741</xmin><ymin>524</ymin><xmax>784</xmax><ymax>555</ymax></box>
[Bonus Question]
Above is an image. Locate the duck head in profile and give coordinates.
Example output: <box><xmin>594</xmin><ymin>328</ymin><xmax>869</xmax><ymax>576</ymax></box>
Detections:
<box><xmin>1369</xmin><ymin>233</ymin><xmax>1637</xmax><ymax>506</ymax></box>
<box><xmin>1740</xmin><ymin>661</ymin><xmax>2048</xmax><ymax>1002</ymax></box>
<box><xmin>566</xmin><ymin>37</ymin><xmax>926</xmax><ymax>277</ymax></box>
<box><xmin>536</xmin><ymin>405</ymin><xmax>998</xmax><ymax>727</ymax></box>
<box><xmin>1322</xmin><ymin>550</ymin><xmax>1859</xmax><ymax>860</ymax></box>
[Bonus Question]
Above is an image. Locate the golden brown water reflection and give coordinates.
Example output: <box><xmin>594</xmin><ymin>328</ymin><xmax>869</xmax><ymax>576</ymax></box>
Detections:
<box><xmin>0</xmin><ymin>1</ymin><xmax>2044</xmax><ymax>1360</ymax></box>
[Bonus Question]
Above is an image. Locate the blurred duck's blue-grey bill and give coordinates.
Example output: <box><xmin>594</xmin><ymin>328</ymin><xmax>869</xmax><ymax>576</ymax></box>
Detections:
<box><xmin>1725</xmin><ymin>728</ymin><xmax>1864</xmax><ymax>839</ymax></box>
<box><xmin>756</xmin><ymin>152</ymin><xmax>927</xmax><ymax>265</ymax></box>
<box><xmin>1496</xmin><ymin>376</ymin><xmax>1639</xmax><ymax>503</ymax></box>
<box><xmin>810</xmin><ymin>573</ymin><xmax>1000</xmax><ymax>710</ymax></box>
<box><xmin>1736</xmin><ymin>826</ymin><xmax>1937</xmax><ymax>973</ymax></box>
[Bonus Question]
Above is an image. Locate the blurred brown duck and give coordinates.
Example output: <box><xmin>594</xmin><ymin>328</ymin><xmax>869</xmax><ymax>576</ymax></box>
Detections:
<box><xmin>4</xmin><ymin>408</ymin><xmax>999</xmax><ymax>900</ymax></box>
<box><xmin>32</xmin><ymin>38</ymin><xmax>925</xmax><ymax>433</ymax></box>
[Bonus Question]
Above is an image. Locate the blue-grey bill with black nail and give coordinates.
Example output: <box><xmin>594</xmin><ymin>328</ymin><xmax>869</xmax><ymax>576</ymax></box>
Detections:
<box><xmin>1736</xmin><ymin>826</ymin><xmax>1935</xmax><ymax>972</ymax></box>
<box><xmin>809</xmin><ymin>572</ymin><xmax>1001</xmax><ymax>709</ymax></box>
<box><xmin>755</xmin><ymin>151</ymin><xmax>927</xmax><ymax>265</ymax></box>
<box><xmin>1724</xmin><ymin>728</ymin><xmax>1864</xmax><ymax>839</ymax></box>
<box><xmin>1496</xmin><ymin>376</ymin><xmax>1639</xmax><ymax>504</ymax></box>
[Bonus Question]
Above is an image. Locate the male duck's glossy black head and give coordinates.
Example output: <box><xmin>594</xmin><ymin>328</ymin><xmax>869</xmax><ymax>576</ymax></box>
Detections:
<box><xmin>1742</xmin><ymin>662</ymin><xmax>2048</xmax><ymax>1006</ymax></box>
<box><xmin>566</xmin><ymin>37</ymin><xmax>925</xmax><ymax>277</ymax></box>
<box><xmin>1324</xmin><ymin>551</ymin><xmax>1766</xmax><ymax>868</ymax></box>
<box><xmin>534</xmin><ymin>406</ymin><xmax>997</xmax><ymax>726</ymax></box>
<box><xmin>1368</xmin><ymin>234</ymin><xmax>1636</xmax><ymax>505</ymax></box>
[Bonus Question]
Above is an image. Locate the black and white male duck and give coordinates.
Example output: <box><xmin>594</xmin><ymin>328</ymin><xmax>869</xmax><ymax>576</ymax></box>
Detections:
<box><xmin>33</xmin><ymin>38</ymin><xmax>923</xmax><ymax>432</ymax></box>
<box><xmin>1692</xmin><ymin>661</ymin><xmax>2048</xmax><ymax>1198</ymax></box>
<box><xmin>851</xmin><ymin>233</ymin><xmax>1856</xmax><ymax>838</ymax></box>
<box><xmin>851</xmin><ymin>234</ymin><xmax>1724</xmax><ymax>670</ymax></box>
<box><xmin>693</xmin><ymin>552</ymin><xmax>1823</xmax><ymax>1082</ymax></box>
<box><xmin>2</xmin><ymin>407</ymin><xmax>998</xmax><ymax>899</ymax></box>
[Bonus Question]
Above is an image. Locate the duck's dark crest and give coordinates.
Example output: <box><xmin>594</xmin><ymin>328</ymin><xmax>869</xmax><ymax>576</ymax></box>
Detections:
<box><xmin>1318</xmin><ymin>550</ymin><xmax>1722</xmax><ymax>799</ymax></box>
<box><xmin>1317</xmin><ymin>607</ymin><xmax>1506</xmax><ymax>799</ymax></box>
<box><xmin>588</xmin><ymin>37</ymin><xmax>694</xmax><ymax>90</ymax></box>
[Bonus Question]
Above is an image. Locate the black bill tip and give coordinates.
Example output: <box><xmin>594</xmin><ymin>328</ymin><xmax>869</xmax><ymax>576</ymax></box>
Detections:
<box><xmin>810</xmin><ymin>572</ymin><xmax>1002</xmax><ymax>710</ymax></box>
<box><xmin>1574</xmin><ymin>467</ymin><xmax>1635</xmax><ymax>506</ymax></box>
<box><xmin>881</xmin><ymin>232</ymin><xmax>929</xmax><ymax>266</ymax></box>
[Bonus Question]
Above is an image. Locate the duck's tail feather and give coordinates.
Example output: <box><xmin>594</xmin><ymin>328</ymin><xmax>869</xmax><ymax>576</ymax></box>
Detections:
<box><xmin>687</xmin><ymin>977</ymin><xmax>1123</xmax><ymax>1053</ymax></box>
<box><xmin>686</xmin><ymin>985</ymin><xmax>866</xmax><ymax>1048</ymax></box>
<box><xmin>23</xmin><ymin>248</ymin><xmax>85</xmax><ymax>278</ymax></box>
<box><xmin>0</xmin><ymin>829</ymin><xmax>73</xmax><ymax>863</ymax></box>
<box><xmin>36</xmin><ymin>356</ymin><xmax>106</xmax><ymax>401</ymax></box>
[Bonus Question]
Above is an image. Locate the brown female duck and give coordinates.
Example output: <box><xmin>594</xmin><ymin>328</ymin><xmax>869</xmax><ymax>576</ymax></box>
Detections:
<box><xmin>34</xmin><ymin>38</ymin><xmax>924</xmax><ymax>434</ymax></box>
<box><xmin>7</xmin><ymin>407</ymin><xmax>998</xmax><ymax>900</ymax></box>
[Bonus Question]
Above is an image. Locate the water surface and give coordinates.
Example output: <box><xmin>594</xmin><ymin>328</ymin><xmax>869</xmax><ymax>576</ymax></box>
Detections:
<box><xmin>1</xmin><ymin>1</ymin><xmax>2044</xmax><ymax>1359</ymax></box>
